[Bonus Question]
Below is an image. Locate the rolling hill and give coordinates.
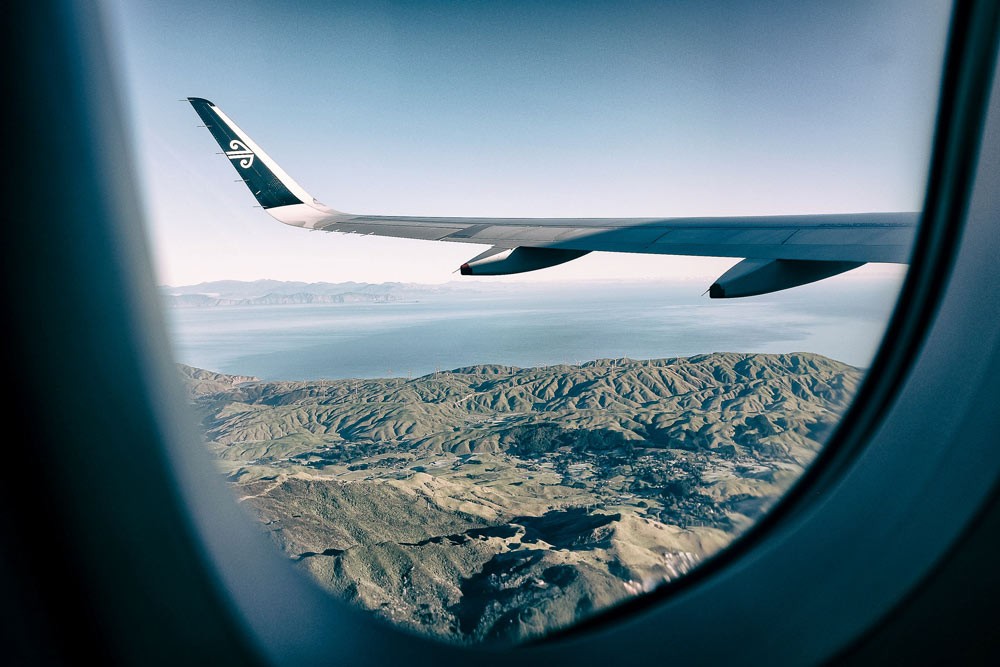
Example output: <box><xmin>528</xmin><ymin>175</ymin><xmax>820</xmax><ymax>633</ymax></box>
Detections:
<box><xmin>182</xmin><ymin>352</ymin><xmax>860</xmax><ymax>643</ymax></box>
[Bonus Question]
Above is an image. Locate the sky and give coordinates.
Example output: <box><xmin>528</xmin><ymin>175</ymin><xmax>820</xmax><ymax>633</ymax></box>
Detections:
<box><xmin>107</xmin><ymin>0</ymin><xmax>952</xmax><ymax>287</ymax></box>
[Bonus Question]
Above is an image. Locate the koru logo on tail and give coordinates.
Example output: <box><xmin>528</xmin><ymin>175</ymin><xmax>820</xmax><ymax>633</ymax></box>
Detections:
<box><xmin>225</xmin><ymin>140</ymin><xmax>254</xmax><ymax>168</ymax></box>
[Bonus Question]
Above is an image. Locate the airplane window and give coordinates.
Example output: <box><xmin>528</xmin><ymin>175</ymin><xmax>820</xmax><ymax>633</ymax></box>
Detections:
<box><xmin>109</xmin><ymin>0</ymin><xmax>952</xmax><ymax>645</ymax></box>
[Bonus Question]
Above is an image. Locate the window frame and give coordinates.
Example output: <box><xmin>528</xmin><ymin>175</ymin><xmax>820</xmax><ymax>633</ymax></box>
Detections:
<box><xmin>4</xmin><ymin>0</ymin><xmax>1000</xmax><ymax>664</ymax></box>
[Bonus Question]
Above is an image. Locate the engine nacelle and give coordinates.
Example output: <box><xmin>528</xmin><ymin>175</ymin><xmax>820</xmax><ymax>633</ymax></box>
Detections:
<box><xmin>459</xmin><ymin>246</ymin><xmax>590</xmax><ymax>276</ymax></box>
<box><xmin>709</xmin><ymin>258</ymin><xmax>864</xmax><ymax>298</ymax></box>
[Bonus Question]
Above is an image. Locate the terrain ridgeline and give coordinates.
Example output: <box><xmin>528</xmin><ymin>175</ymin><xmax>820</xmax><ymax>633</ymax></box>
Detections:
<box><xmin>184</xmin><ymin>352</ymin><xmax>859</xmax><ymax>643</ymax></box>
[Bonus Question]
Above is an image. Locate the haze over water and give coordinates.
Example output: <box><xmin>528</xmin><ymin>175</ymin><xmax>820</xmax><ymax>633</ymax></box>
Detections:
<box><xmin>163</xmin><ymin>279</ymin><xmax>902</xmax><ymax>381</ymax></box>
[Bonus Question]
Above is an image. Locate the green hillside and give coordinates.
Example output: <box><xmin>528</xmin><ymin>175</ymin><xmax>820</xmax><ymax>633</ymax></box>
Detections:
<box><xmin>182</xmin><ymin>352</ymin><xmax>860</xmax><ymax>643</ymax></box>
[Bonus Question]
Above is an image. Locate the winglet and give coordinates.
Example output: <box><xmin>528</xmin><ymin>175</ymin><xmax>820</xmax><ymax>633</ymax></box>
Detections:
<box><xmin>187</xmin><ymin>98</ymin><xmax>340</xmax><ymax>228</ymax></box>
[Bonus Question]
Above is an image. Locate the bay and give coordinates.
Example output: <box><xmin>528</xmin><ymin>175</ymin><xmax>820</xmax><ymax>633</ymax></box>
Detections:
<box><xmin>163</xmin><ymin>279</ymin><xmax>903</xmax><ymax>380</ymax></box>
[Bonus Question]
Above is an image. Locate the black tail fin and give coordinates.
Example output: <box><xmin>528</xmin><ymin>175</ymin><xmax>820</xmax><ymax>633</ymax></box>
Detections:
<box><xmin>188</xmin><ymin>97</ymin><xmax>311</xmax><ymax>209</ymax></box>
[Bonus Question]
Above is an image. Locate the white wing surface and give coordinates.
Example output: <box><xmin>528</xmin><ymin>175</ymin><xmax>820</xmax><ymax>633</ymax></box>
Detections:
<box><xmin>189</xmin><ymin>97</ymin><xmax>917</xmax><ymax>297</ymax></box>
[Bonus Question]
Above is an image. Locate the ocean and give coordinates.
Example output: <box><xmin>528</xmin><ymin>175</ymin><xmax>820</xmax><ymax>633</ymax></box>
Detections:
<box><xmin>163</xmin><ymin>279</ymin><xmax>903</xmax><ymax>380</ymax></box>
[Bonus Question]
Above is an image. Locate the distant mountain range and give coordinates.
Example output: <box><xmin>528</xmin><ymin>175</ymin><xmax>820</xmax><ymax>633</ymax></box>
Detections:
<box><xmin>160</xmin><ymin>279</ymin><xmax>499</xmax><ymax>307</ymax></box>
<box><xmin>182</xmin><ymin>352</ymin><xmax>860</xmax><ymax>644</ymax></box>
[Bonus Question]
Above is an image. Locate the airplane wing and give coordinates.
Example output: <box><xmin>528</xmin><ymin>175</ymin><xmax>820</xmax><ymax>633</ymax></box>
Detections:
<box><xmin>188</xmin><ymin>97</ymin><xmax>918</xmax><ymax>297</ymax></box>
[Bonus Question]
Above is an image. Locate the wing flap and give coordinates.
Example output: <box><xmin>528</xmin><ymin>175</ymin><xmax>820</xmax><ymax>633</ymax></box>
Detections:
<box><xmin>316</xmin><ymin>213</ymin><xmax>917</xmax><ymax>263</ymax></box>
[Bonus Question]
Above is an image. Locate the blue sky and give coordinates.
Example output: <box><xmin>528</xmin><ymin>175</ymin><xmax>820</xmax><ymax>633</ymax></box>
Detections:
<box><xmin>108</xmin><ymin>0</ymin><xmax>951</xmax><ymax>286</ymax></box>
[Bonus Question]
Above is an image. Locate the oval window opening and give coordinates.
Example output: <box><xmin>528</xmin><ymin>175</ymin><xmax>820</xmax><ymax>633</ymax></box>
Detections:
<box><xmin>113</xmin><ymin>0</ymin><xmax>953</xmax><ymax>645</ymax></box>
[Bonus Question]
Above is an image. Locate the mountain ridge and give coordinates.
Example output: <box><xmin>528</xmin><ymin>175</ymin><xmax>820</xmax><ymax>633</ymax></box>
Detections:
<box><xmin>185</xmin><ymin>351</ymin><xmax>860</xmax><ymax>643</ymax></box>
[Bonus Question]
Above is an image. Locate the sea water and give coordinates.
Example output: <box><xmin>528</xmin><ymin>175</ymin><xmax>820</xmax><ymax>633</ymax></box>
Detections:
<box><xmin>163</xmin><ymin>279</ymin><xmax>903</xmax><ymax>380</ymax></box>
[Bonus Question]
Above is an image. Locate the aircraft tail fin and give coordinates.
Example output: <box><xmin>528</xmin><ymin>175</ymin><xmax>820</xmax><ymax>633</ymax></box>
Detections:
<box><xmin>187</xmin><ymin>97</ymin><xmax>326</xmax><ymax>214</ymax></box>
